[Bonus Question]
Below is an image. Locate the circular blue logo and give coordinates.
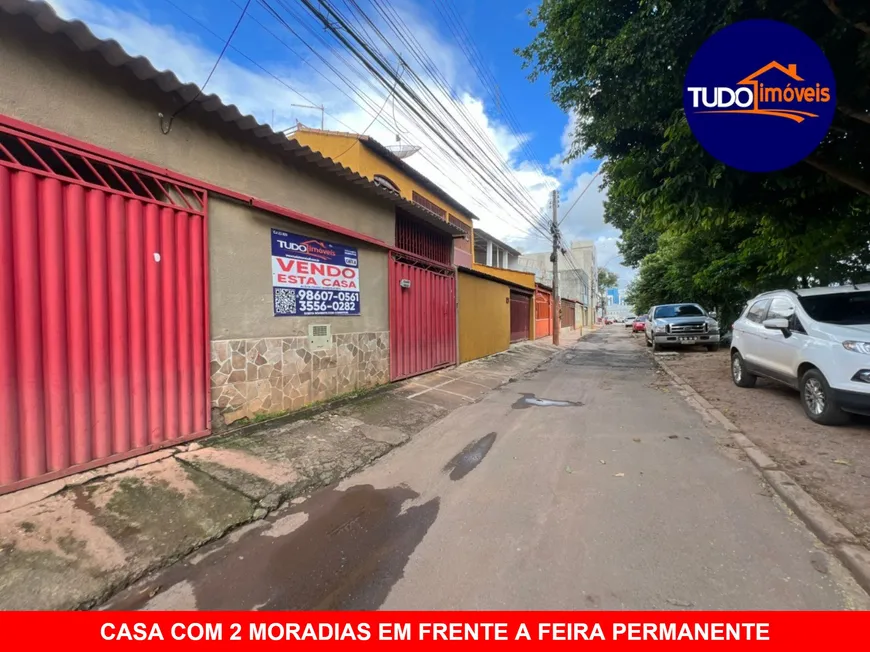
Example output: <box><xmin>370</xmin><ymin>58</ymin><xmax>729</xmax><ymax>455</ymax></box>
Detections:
<box><xmin>683</xmin><ymin>20</ymin><xmax>836</xmax><ymax>173</ymax></box>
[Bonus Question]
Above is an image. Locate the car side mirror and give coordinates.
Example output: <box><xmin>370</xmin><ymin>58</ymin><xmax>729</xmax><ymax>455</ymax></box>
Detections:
<box><xmin>763</xmin><ymin>318</ymin><xmax>791</xmax><ymax>336</ymax></box>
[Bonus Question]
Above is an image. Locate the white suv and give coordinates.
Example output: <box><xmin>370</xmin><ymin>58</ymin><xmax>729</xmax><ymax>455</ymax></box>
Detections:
<box><xmin>730</xmin><ymin>285</ymin><xmax>870</xmax><ymax>425</ymax></box>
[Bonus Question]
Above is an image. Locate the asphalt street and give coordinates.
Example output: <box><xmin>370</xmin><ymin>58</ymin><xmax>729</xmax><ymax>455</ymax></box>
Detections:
<box><xmin>107</xmin><ymin>328</ymin><xmax>870</xmax><ymax>611</ymax></box>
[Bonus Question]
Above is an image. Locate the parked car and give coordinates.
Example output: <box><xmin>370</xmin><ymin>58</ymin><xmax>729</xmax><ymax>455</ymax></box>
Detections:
<box><xmin>624</xmin><ymin>315</ymin><xmax>636</xmax><ymax>327</ymax></box>
<box><xmin>645</xmin><ymin>303</ymin><xmax>720</xmax><ymax>352</ymax></box>
<box><xmin>605</xmin><ymin>318</ymin><xmax>614</xmax><ymax>325</ymax></box>
<box><xmin>632</xmin><ymin>315</ymin><xmax>648</xmax><ymax>333</ymax></box>
<box><xmin>730</xmin><ymin>285</ymin><xmax>870</xmax><ymax>425</ymax></box>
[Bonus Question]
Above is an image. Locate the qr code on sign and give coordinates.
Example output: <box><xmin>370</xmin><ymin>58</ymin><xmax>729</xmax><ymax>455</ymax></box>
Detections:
<box><xmin>274</xmin><ymin>288</ymin><xmax>297</xmax><ymax>316</ymax></box>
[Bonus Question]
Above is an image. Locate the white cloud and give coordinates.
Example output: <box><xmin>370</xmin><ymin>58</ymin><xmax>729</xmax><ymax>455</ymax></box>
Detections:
<box><xmin>47</xmin><ymin>0</ymin><xmax>631</xmax><ymax>282</ymax></box>
<box><xmin>48</xmin><ymin>0</ymin><xmax>560</xmax><ymax>241</ymax></box>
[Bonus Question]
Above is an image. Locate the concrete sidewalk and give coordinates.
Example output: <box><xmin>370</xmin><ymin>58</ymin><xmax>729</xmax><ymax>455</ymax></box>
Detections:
<box><xmin>0</xmin><ymin>331</ymin><xmax>585</xmax><ymax>610</ymax></box>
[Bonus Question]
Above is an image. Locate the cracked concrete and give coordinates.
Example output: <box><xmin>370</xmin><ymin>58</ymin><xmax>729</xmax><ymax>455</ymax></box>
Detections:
<box><xmin>0</xmin><ymin>334</ymin><xmax>585</xmax><ymax>610</ymax></box>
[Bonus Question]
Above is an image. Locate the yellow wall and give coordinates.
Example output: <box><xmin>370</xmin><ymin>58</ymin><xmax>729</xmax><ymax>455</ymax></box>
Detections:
<box><xmin>471</xmin><ymin>264</ymin><xmax>536</xmax><ymax>290</ymax></box>
<box><xmin>458</xmin><ymin>271</ymin><xmax>510</xmax><ymax>363</ymax></box>
<box><xmin>293</xmin><ymin>130</ymin><xmax>474</xmax><ymax>246</ymax></box>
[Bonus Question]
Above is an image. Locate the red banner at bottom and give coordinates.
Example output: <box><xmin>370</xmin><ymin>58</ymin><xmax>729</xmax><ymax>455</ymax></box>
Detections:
<box><xmin>0</xmin><ymin>612</ymin><xmax>866</xmax><ymax>648</ymax></box>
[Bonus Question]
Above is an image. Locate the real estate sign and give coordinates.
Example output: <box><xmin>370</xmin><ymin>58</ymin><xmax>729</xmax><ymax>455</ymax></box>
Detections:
<box><xmin>271</xmin><ymin>228</ymin><xmax>361</xmax><ymax>317</ymax></box>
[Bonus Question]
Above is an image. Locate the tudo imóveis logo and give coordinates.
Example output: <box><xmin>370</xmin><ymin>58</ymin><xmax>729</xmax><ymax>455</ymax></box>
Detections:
<box><xmin>683</xmin><ymin>19</ymin><xmax>836</xmax><ymax>173</ymax></box>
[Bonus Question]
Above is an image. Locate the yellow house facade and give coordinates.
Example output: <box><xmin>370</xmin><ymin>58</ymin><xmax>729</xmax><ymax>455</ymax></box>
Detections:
<box><xmin>292</xmin><ymin>126</ymin><xmax>547</xmax><ymax>365</ymax></box>
<box><xmin>291</xmin><ymin>127</ymin><xmax>476</xmax><ymax>267</ymax></box>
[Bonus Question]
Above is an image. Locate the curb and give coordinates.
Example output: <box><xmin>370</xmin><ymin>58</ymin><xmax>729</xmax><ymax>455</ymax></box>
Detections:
<box><xmin>653</xmin><ymin>354</ymin><xmax>870</xmax><ymax>596</ymax></box>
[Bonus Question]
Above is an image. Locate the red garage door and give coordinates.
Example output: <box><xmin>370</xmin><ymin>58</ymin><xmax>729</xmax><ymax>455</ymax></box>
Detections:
<box><xmin>0</xmin><ymin>122</ymin><xmax>210</xmax><ymax>493</ymax></box>
<box><xmin>562</xmin><ymin>299</ymin><xmax>575</xmax><ymax>329</ymax></box>
<box><xmin>510</xmin><ymin>291</ymin><xmax>531</xmax><ymax>342</ymax></box>
<box><xmin>389</xmin><ymin>252</ymin><xmax>457</xmax><ymax>381</ymax></box>
<box><xmin>535</xmin><ymin>289</ymin><xmax>552</xmax><ymax>339</ymax></box>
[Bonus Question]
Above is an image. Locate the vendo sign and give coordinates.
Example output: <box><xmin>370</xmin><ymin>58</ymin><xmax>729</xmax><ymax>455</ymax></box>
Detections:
<box><xmin>270</xmin><ymin>228</ymin><xmax>361</xmax><ymax>317</ymax></box>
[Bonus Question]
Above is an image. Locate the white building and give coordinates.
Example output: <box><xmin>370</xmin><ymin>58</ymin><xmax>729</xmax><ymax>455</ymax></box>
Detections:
<box><xmin>515</xmin><ymin>240</ymin><xmax>597</xmax><ymax>327</ymax></box>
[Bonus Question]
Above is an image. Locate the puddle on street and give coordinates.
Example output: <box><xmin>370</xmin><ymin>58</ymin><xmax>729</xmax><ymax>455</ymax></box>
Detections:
<box><xmin>105</xmin><ymin>484</ymin><xmax>439</xmax><ymax>611</ymax></box>
<box><xmin>511</xmin><ymin>393</ymin><xmax>584</xmax><ymax>409</ymax></box>
<box><xmin>443</xmin><ymin>432</ymin><xmax>497</xmax><ymax>481</ymax></box>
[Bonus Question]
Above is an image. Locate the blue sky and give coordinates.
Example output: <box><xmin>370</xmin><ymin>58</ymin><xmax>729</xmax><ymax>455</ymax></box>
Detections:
<box><xmin>47</xmin><ymin>0</ymin><xmax>631</xmax><ymax>286</ymax></box>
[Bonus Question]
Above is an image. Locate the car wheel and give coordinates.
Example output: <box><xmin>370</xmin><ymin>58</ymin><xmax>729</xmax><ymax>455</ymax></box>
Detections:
<box><xmin>800</xmin><ymin>368</ymin><xmax>849</xmax><ymax>426</ymax></box>
<box><xmin>707</xmin><ymin>343</ymin><xmax>720</xmax><ymax>352</ymax></box>
<box><xmin>730</xmin><ymin>351</ymin><xmax>757</xmax><ymax>388</ymax></box>
<box><xmin>645</xmin><ymin>334</ymin><xmax>652</xmax><ymax>347</ymax></box>
<box><xmin>651</xmin><ymin>338</ymin><xmax>659</xmax><ymax>352</ymax></box>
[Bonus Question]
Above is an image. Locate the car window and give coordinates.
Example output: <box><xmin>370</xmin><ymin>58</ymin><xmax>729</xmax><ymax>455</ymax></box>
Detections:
<box><xmin>654</xmin><ymin>304</ymin><xmax>705</xmax><ymax>318</ymax></box>
<box><xmin>798</xmin><ymin>290</ymin><xmax>870</xmax><ymax>325</ymax></box>
<box><xmin>746</xmin><ymin>299</ymin><xmax>770</xmax><ymax>323</ymax></box>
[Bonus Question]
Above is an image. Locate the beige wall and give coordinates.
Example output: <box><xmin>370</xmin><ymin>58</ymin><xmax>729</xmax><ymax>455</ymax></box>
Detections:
<box><xmin>210</xmin><ymin>199</ymin><xmax>387</xmax><ymax>339</ymax></box>
<box><xmin>0</xmin><ymin>16</ymin><xmax>395</xmax><ymax>246</ymax></box>
<box><xmin>458</xmin><ymin>272</ymin><xmax>510</xmax><ymax>363</ymax></box>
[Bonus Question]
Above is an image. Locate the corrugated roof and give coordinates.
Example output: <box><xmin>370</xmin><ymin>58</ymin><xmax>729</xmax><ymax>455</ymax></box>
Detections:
<box><xmin>0</xmin><ymin>0</ymin><xmax>465</xmax><ymax>238</ymax></box>
<box><xmin>292</xmin><ymin>125</ymin><xmax>481</xmax><ymax>222</ymax></box>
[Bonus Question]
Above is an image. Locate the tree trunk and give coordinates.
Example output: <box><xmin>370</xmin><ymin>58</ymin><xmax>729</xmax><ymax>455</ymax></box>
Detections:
<box><xmin>804</xmin><ymin>156</ymin><xmax>870</xmax><ymax>197</ymax></box>
<box><xmin>821</xmin><ymin>0</ymin><xmax>870</xmax><ymax>35</ymax></box>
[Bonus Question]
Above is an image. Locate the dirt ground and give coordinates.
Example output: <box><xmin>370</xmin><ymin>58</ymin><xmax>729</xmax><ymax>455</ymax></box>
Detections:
<box><xmin>628</xmin><ymin>332</ymin><xmax>870</xmax><ymax>547</ymax></box>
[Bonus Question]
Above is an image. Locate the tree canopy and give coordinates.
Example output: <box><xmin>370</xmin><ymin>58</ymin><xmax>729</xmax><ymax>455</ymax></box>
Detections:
<box><xmin>598</xmin><ymin>267</ymin><xmax>619</xmax><ymax>290</ymax></box>
<box><xmin>519</xmin><ymin>0</ymin><xmax>870</xmax><ymax>322</ymax></box>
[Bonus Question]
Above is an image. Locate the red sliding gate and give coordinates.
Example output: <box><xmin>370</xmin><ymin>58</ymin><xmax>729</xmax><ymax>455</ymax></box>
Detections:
<box><xmin>510</xmin><ymin>291</ymin><xmax>531</xmax><ymax>342</ymax></box>
<box><xmin>389</xmin><ymin>252</ymin><xmax>457</xmax><ymax>381</ymax></box>
<box><xmin>0</xmin><ymin>121</ymin><xmax>210</xmax><ymax>493</ymax></box>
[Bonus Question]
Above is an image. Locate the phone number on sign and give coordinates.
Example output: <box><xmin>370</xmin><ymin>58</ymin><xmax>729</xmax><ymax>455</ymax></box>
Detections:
<box><xmin>300</xmin><ymin>300</ymin><xmax>357</xmax><ymax>313</ymax></box>
<box><xmin>297</xmin><ymin>290</ymin><xmax>358</xmax><ymax>302</ymax></box>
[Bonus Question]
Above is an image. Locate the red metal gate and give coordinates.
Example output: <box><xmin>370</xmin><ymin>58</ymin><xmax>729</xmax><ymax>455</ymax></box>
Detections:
<box><xmin>510</xmin><ymin>291</ymin><xmax>531</xmax><ymax>343</ymax></box>
<box><xmin>0</xmin><ymin>122</ymin><xmax>210</xmax><ymax>493</ymax></box>
<box><xmin>562</xmin><ymin>300</ymin><xmax>575</xmax><ymax>329</ymax></box>
<box><xmin>389</xmin><ymin>252</ymin><xmax>456</xmax><ymax>381</ymax></box>
<box><xmin>535</xmin><ymin>289</ymin><xmax>552</xmax><ymax>339</ymax></box>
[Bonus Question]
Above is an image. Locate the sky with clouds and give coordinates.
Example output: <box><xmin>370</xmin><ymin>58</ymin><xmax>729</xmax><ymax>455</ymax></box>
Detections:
<box><xmin>46</xmin><ymin>0</ymin><xmax>634</xmax><ymax>287</ymax></box>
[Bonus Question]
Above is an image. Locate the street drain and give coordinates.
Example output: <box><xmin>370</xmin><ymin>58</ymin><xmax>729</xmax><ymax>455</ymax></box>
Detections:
<box><xmin>511</xmin><ymin>393</ymin><xmax>584</xmax><ymax>409</ymax></box>
<box><xmin>443</xmin><ymin>432</ymin><xmax>497</xmax><ymax>481</ymax></box>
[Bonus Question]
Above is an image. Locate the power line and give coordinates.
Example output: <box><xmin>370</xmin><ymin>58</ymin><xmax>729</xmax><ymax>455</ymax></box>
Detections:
<box><xmin>433</xmin><ymin>0</ymin><xmax>556</xmax><ymax>192</ymax></box>
<box><xmin>364</xmin><ymin>0</ymin><xmax>553</xmax><ymax>228</ymax></box>
<box><xmin>559</xmin><ymin>170</ymin><xmax>601</xmax><ymax>226</ymax></box>
<box><xmin>295</xmin><ymin>0</ymin><xmax>552</xmax><ymax>239</ymax></box>
<box><xmin>257</xmin><ymin>1</ymin><xmax>540</xmax><ymax>236</ymax></box>
<box><xmin>161</xmin><ymin>0</ymin><xmax>253</xmax><ymax>134</ymax></box>
<box><xmin>299</xmin><ymin>0</ymin><xmax>553</xmax><ymax>238</ymax></box>
<box><xmin>162</xmin><ymin>0</ymin><xmax>358</xmax><ymax>132</ymax></box>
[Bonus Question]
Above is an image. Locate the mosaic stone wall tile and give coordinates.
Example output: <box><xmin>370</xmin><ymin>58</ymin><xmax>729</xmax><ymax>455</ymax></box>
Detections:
<box><xmin>311</xmin><ymin>367</ymin><xmax>337</xmax><ymax>404</ymax></box>
<box><xmin>336</xmin><ymin>365</ymin><xmax>357</xmax><ymax>396</ymax></box>
<box><xmin>211</xmin><ymin>331</ymin><xmax>390</xmax><ymax>423</ymax></box>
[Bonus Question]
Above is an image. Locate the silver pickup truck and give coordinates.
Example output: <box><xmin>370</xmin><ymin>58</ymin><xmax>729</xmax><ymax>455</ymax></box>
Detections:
<box><xmin>645</xmin><ymin>303</ymin><xmax>720</xmax><ymax>352</ymax></box>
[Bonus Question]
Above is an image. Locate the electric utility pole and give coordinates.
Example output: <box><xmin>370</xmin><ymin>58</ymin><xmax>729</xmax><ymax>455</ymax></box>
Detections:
<box><xmin>551</xmin><ymin>189</ymin><xmax>560</xmax><ymax>346</ymax></box>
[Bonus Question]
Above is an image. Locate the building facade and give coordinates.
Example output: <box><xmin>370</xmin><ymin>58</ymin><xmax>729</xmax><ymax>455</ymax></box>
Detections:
<box><xmin>516</xmin><ymin>240</ymin><xmax>596</xmax><ymax>328</ymax></box>
<box><xmin>292</xmin><ymin>128</ymin><xmax>542</xmax><ymax>364</ymax></box>
<box><xmin>0</xmin><ymin>1</ymin><xmax>466</xmax><ymax>493</ymax></box>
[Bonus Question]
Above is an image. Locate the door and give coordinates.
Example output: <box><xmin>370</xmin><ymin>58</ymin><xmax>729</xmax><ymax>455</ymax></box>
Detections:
<box><xmin>535</xmin><ymin>289</ymin><xmax>551</xmax><ymax>339</ymax></box>
<box><xmin>510</xmin><ymin>291</ymin><xmax>531</xmax><ymax>342</ymax></box>
<box><xmin>0</xmin><ymin>122</ymin><xmax>210</xmax><ymax>493</ymax></box>
<box><xmin>740</xmin><ymin>298</ymin><xmax>772</xmax><ymax>367</ymax></box>
<box><xmin>561</xmin><ymin>300</ymin><xmax>574</xmax><ymax>329</ymax></box>
<box><xmin>760</xmin><ymin>296</ymin><xmax>804</xmax><ymax>383</ymax></box>
<box><xmin>389</xmin><ymin>253</ymin><xmax>457</xmax><ymax>381</ymax></box>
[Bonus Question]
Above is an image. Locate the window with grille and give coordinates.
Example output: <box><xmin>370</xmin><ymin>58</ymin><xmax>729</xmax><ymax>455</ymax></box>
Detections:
<box><xmin>395</xmin><ymin>211</ymin><xmax>452</xmax><ymax>265</ymax></box>
<box><xmin>412</xmin><ymin>190</ymin><xmax>447</xmax><ymax>219</ymax></box>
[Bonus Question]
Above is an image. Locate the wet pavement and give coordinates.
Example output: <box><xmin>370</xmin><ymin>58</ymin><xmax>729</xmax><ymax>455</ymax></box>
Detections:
<box><xmin>105</xmin><ymin>328</ymin><xmax>870</xmax><ymax>611</ymax></box>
